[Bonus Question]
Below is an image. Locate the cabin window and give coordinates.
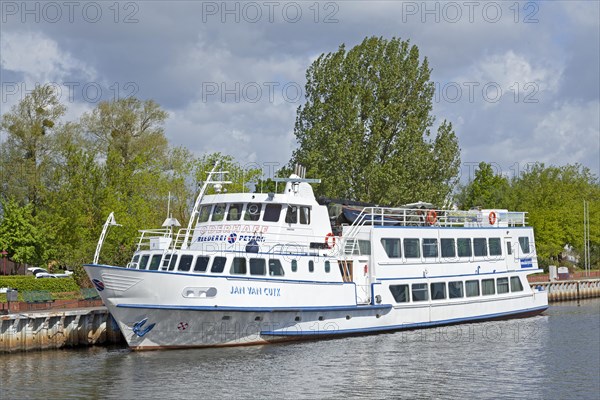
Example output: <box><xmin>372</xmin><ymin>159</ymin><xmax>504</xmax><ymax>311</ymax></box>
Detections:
<box><xmin>411</xmin><ymin>283</ymin><xmax>429</xmax><ymax>302</ymax></box>
<box><xmin>211</xmin><ymin>203</ymin><xmax>226</xmax><ymax>221</ymax></box>
<box><xmin>178</xmin><ymin>255</ymin><xmax>193</xmax><ymax>272</ymax></box>
<box><xmin>308</xmin><ymin>260</ymin><xmax>314</xmax><ymax>273</ymax></box>
<box><xmin>168</xmin><ymin>255</ymin><xmax>178</xmax><ymax>271</ymax></box>
<box><xmin>488</xmin><ymin>238</ymin><xmax>502</xmax><ymax>256</ymax></box>
<box><xmin>300</xmin><ymin>206</ymin><xmax>311</xmax><ymax>224</ymax></box>
<box><xmin>198</xmin><ymin>205</ymin><xmax>211</xmax><ymax>222</ymax></box>
<box><xmin>139</xmin><ymin>255</ymin><xmax>150</xmax><ymax>270</ymax></box>
<box><xmin>473</xmin><ymin>238</ymin><xmax>488</xmax><ymax>257</ymax></box>
<box><xmin>325</xmin><ymin>261</ymin><xmax>331</xmax><ymax>273</ymax></box>
<box><xmin>404</xmin><ymin>239</ymin><xmax>421</xmax><ymax>258</ymax></box>
<box><xmin>211</xmin><ymin>256</ymin><xmax>226</xmax><ymax>273</ymax></box>
<box><xmin>285</xmin><ymin>205</ymin><xmax>298</xmax><ymax>223</ymax></box>
<box><xmin>268</xmin><ymin>259</ymin><xmax>285</xmax><ymax>276</ymax></box>
<box><xmin>358</xmin><ymin>240</ymin><xmax>371</xmax><ymax>255</ymax></box>
<box><xmin>506</xmin><ymin>241</ymin><xmax>512</xmax><ymax>255</ymax></box>
<box><xmin>131</xmin><ymin>255</ymin><xmax>139</xmax><ymax>268</ymax></box>
<box><xmin>519</xmin><ymin>237</ymin><xmax>530</xmax><ymax>254</ymax></box>
<box><xmin>381</xmin><ymin>238</ymin><xmax>401</xmax><ymax>258</ymax></box>
<box><xmin>482</xmin><ymin>279</ymin><xmax>495</xmax><ymax>295</ymax></box>
<box><xmin>249</xmin><ymin>258</ymin><xmax>266</xmax><ymax>275</ymax></box>
<box><xmin>194</xmin><ymin>256</ymin><xmax>210</xmax><ymax>272</ymax></box>
<box><xmin>510</xmin><ymin>276</ymin><xmax>524</xmax><ymax>292</ymax></box>
<box><xmin>465</xmin><ymin>280</ymin><xmax>480</xmax><ymax>297</ymax></box>
<box><xmin>422</xmin><ymin>239</ymin><xmax>438</xmax><ymax>258</ymax></box>
<box><xmin>441</xmin><ymin>239</ymin><xmax>456</xmax><ymax>258</ymax></box>
<box><xmin>263</xmin><ymin>204</ymin><xmax>282</xmax><ymax>222</ymax></box>
<box><xmin>231</xmin><ymin>257</ymin><xmax>247</xmax><ymax>275</ymax></box>
<box><xmin>244</xmin><ymin>203</ymin><xmax>262</xmax><ymax>221</ymax></box>
<box><xmin>448</xmin><ymin>281</ymin><xmax>464</xmax><ymax>298</ymax></box>
<box><xmin>430</xmin><ymin>282</ymin><xmax>446</xmax><ymax>300</ymax></box>
<box><xmin>497</xmin><ymin>277</ymin><xmax>509</xmax><ymax>294</ymax></box>
<box><xmin>148</xmin><ymin>255</ymin><xmax>162</xmax><ymax>271</ymax></box>
<box><xmin>227</xmin><ymin>203</ymin><xmax>243</xmax><ymax>221</ymax></box>
<box><xmin>291</xmin><ymin>260</ymin><xmax>298</xmax><ymax>272</ymax></box>
<box><xmin>389</xmin><ymin>285</ymin><xmax>410</xmax><ymax>303</ymax></box>
<box><xmin>457</xmin><ymin>238</ymin><xmax>472</xmax><ymax>257</ymax></box>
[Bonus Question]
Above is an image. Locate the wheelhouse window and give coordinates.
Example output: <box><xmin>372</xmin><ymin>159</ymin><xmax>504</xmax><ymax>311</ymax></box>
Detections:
<box><xmin>211</xmin><ymin>256</ymin><xmax>226</xmax><ymax>273</ymax></box>
<box><xmin>488</xmin><ymin>238</ymin><xmax>502</xmax><ymax>256</ymax></box>
<box><xmin>465</xmin><ymin>280</ymin><xmax>479</xmax><ymax>297</ymax></box>
<box><xmin>263</xmin><ymin>204</ymin><xmax>282</xmax><ymax>222</ymax></box>
<box><xmin>139</xmin><ymin>255</ymin><xmax>150</xmax><ymax>270</ymax></box>
<box><xmin>148</xmin><ymin>255</ymin><xmax>162</xmax><ymax>271</ymax></box>
<box><xmin>510</xmin><ymin>276</ymin><xmax>524</xmax><ymax>292</ymax></box>
<box><xmin>211</xmin><ymin>203</ymin><xmax>226</xmax><ymax>221</ymax></box>
<box><xmin>194</xmin><ymin>256</ymin><xmax>209</xmax><ymax>272</ymax></box>
<box><xmin>178</xmin><ymin>255</ymin><xmax>194</xmax><ymax>272</ymax></box>
<box><xmin>441</xmin><ymin>238</ymin><xmax>456</xmax><ymax>258</ymax></box>
<box><xmin>227</xmin><ymin>203</ymin><xmax>243</xmax><ymax>221</ymax></box>
<box><xmin>390</xmin><ymin>285</ymin><xmax>410</xmax><ymax>303</ymax></box>
<box><xmin>457</xmin><ymin>238</ymin><xmax>472</xmax><ymax>257</ymax></box>
<box><xmin>198</xmin><ymin>205</ymin><xmax>211</xmax><ymax>223</ymax></box>
<box><xmin>285</xmin><ymin>205</ymin><xmax>298</xmax><ymax>224</ymax></box>
<box><xmin>430</xmin><ymin>282</ymin><xmax>446</xmax><ymax>300</ymax></box>
<box><xmin>423</xmin><ymin>239</ymin><xmax>438</xmax><ymax>258</ymax></box>
<box><xmin>268</xmin><ymin>259</ymin><xmax>285</xmax><ymax>276</ymax></box>
<box><xmin>482</xmin><ymin>279</ymin><xmax>495</xmax><ymax>295</ymax></box>
<box><xmin>244</xmin><ymin>203</ymin><xmax>262</xmax><ymax>221</ymax></box>
<box><xmin>231</xmin><ymin>257</ymin><xmax>247</xmax><ymax>275</ymax></box>
<box><xmin>249</xmin><ymin>258</ymin><xmax>266</xmax><ymax>275</ymax></box>
<box><xmin>448</xmin><ymin>281</ymin><xmax>464</xmax><ymax>298</ymax></box>
<box><xmin>519</xmin><ymin>237</ymin><xmax>530</xmax><ymax>254</ymax></box>
<box><xmin>404</xmin><ymin>239</ymin><xmax>421</xmax><ymax>258</ymax></box>
<box><xmin>300</xmin><ymin>206</ymin><xmax>311</xmax><ymax>224</ymax></box>
<box><xmin>473</xmin><ymin>238</ymin><xmax>488</xmax><ymax>257</ymax></box>
<box><xmin>411</xmin><ymin>283</ymin><xmax>429</xmax><ymax>302</ymax></box>
<box><xmin>381</xmin><ymin>238</ymin><xmax>401</xmax><ymax>258</ymax></box>
<box><xmin>497</xmin><ymin>277</ymin><xmax>509</xmax><ymax>294</ymax></box>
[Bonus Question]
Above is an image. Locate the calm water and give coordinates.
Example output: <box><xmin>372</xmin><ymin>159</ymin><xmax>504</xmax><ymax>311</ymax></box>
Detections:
<box><xmin>2</xmin><ymin>299</ymin><xmax>599</xmax><ymax>400</ymax></box>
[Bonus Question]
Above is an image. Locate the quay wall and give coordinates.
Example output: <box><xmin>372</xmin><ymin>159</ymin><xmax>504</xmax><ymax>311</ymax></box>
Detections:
<box><xmin>530</xmin><ymin>279</ymin><xmax>600</xmax><ymax>302</ymax></box>
<box><xmin>0</xmin><ymin>307</ymin><xmax>124</xmax><ymax>353</ymax></box>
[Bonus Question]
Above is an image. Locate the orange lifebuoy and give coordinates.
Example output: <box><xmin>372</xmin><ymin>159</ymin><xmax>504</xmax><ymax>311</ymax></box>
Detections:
<box><xmin>325</xmin><ymin>232</ymin><xmax>336</xmax><ymax>249</ymax></box>
<box><xmin>426</xmin><ymin>210</ymin><xmax>437</xmax><ymax>225</ymax></box>
<box><xmin>489</xmin><ymin>211</ymin><xmax>497</xmax><ymax>225</ymax></box>
<box><xmin>364</xmin><ymin>264</ymin><xmax>368</xmax><ymax>275</ymax></box>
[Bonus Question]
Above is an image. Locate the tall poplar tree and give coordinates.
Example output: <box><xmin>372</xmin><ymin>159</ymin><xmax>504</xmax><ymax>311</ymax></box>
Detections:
<box><xmin>291</xmin><ymin>36</ymin><xmax>461</xmax><ymax>206</ymax></box>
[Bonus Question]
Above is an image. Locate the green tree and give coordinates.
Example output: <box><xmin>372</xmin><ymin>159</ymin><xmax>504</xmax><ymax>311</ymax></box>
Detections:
<box><xmin>506</xmin><ymin>163</ymin><xmax>599</xmax><ymax>267</ymax></box>
<box><xmin>0</xmin><ymin>85</ymin><xmax>66</xmax><ymax>211</ymax></box>
<box><xmin>290</xmin><ymin>36</ymin><xmax>460</xmax><ymax>206</ymax></box>
<box><xmin>455</xmin><ymin>162</ymin><xmax>510</xmax><ymax>209</ymax></box>
<box><xmin>0</xmin><ymin>198</ymin><xmax>51</xmax><ymax>267</ymax></box>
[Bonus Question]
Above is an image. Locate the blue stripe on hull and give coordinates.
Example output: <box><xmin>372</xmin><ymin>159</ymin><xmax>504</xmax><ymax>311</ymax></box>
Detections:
<box><xmin>260</xmin><ymin>305</ymin><xmax>549</xmax><ymax>336</ymax></box>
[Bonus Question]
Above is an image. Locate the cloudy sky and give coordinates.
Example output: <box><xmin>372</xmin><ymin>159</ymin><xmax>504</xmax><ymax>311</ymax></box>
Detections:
<box><xmin>1</xmin><ymin>1</ymin><xmax>599</xmax><ymax>181</ymax></box>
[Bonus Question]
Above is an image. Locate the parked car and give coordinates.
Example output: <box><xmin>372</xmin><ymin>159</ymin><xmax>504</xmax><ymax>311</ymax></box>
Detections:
<box><xmin>27</xmin><ymin>267</ymin><xmax>73</xmax><ymax>279</ymax></box>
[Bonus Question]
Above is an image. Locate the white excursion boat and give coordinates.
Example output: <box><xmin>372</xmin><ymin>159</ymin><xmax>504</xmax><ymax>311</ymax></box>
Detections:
<box><xmin>84</xmin><ymin>164</ymin><xmax>548</xmax><ymax>350</ymax></box>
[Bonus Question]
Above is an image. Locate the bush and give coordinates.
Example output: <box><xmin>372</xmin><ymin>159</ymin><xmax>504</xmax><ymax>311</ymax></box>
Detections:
<box><xmin>0</xmin><ymin>276</ymin><xmax>80</xmax><ymax>292</ymax></box>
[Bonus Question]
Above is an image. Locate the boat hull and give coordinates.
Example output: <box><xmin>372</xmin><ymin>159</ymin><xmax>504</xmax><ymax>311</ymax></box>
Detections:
<box><xmin>85</xmin><ymin>264</ymin><xmax>548</xmax><ymax>350</ymax></box>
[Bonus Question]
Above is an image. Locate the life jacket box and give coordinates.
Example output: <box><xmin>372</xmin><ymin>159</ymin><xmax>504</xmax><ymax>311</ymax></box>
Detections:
<box><xmin>150</xmin><ymin>237</ymin><xmax>172</xmax><ymax>250</ymax></box>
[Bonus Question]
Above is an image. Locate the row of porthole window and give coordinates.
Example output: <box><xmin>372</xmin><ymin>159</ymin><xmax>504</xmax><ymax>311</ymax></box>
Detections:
<box><xmin>389</xmin><ymin>276</ymin><xmax>524</xmax><ymax>303</ymax></box>
<box><xmin>381</xmin><ymin>237</ymin><xmax>531</xmax><ymax>259</ymax></box>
